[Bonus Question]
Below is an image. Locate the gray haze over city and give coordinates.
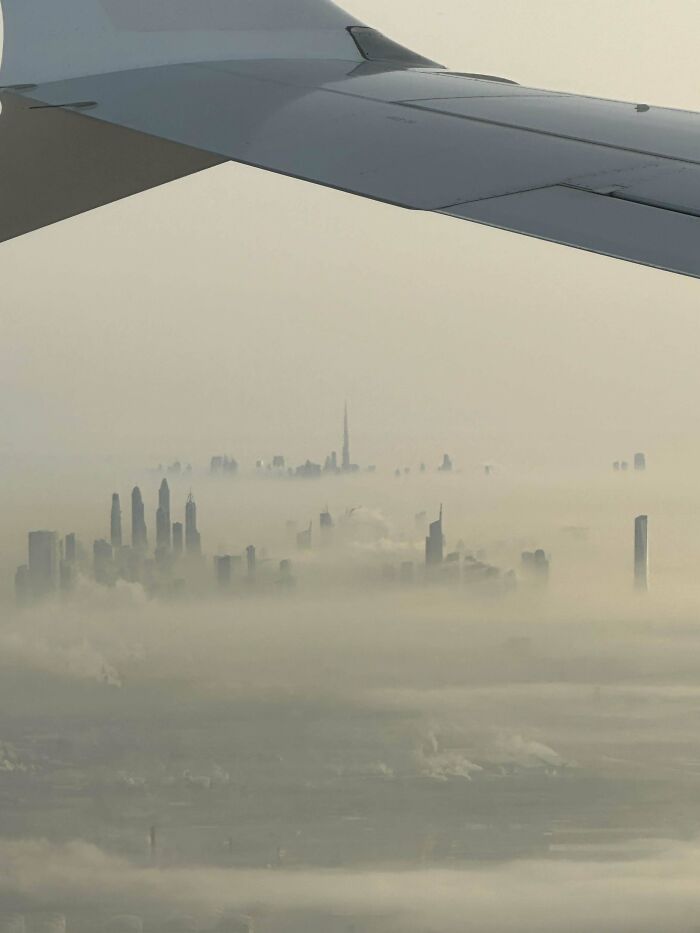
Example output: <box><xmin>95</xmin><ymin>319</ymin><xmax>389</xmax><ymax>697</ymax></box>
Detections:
<box><xmin>3</xmin><ymin>1</ymin><xmax>700</xmax><ymax>931</ymax></box>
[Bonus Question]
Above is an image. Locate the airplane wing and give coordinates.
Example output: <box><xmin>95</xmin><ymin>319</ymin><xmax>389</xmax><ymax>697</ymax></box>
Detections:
<box><xmin>2</xmin><ymin>0</ymin><xmax>700</xmax><ymax>278</ymax></box>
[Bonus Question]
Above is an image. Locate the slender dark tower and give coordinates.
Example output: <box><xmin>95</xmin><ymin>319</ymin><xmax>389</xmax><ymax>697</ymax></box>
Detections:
<box><xmin>425</xmin><ymin>506</ymin><xmax>444</xmax><ymax>567</ymax></box>
<box><xmin>342</xmin><ymin>402</ymin><xmax>351</xmax><ymax>472</ymax></box>
<box><xmin>634</xmin><ymin>515</ymin><xmax>649</xmax><ymax>591</ymax></box>
<box><xmin>156</xmin><ymin>478</ymin><xmax>171</xmax><ymax>550</ymax></box>
<box><xmin>185</xmin><ymin>492</ymin><xmax>201</xmax><ymax>556</ymax></box>
<box><xmin>110</xmin><ymin>493</ymin><xmax>122</xmax><ymax>550</ymax></box>
<box><xmin>131</xmin><ymin>486</ymin><xmax>148</xmax><ymax>550</ymax></box>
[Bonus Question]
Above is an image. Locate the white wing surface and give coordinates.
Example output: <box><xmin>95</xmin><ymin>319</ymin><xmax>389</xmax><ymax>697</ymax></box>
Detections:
<box><xmin>2</xmin><ymin>0</ymin><xmax>700</xmax><ymax>277</ymax></box>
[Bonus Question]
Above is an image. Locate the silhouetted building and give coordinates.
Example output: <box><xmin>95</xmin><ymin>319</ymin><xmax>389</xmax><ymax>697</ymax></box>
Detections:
<box><xmin>223</xmin><ymin>456</ymin><xmax>239</xmax><ymax>475</ymax></box>
<box><xmin>215</xmin><ymin>555</ymin><xmax>232</xmax><ymax>588</ymax></box>
<box><xmin>110</xmin><ymin>493</ymin><xmax>122</xmax><ymax>549</ymax></box>
<box><xmin>634</xmin><ymin>452</ymin><xmax>647</xmax><ymax>471</ymax></box>
<box><xmin>93</xmin><ymin>539</ymin><xmax>114</xmax><ymax>585</ymax></box>
<box><xmin>246</xmin><ymin>545</ymin><xmax>256</xmax><ymax>578</ymax></box>
<box><xmin>521</xmin><ymin>550</ymin><xmax>549</xmax><ymax>584</ymax></box>
<box><xmin>279</xmin><ymin>559</ymin><xmax>294</xmax><ymax>587</ymax></box>
<box><xmin>484</xmin><ymin>464</ymin><xmax>493</xmax><ymax>476</ymax></box>
<box><xmin>14</xmin><ymin>565</ymin><xmax>30</xmax><ymax>606</ymax></box>
<box><xmin>635</xmin><ymin>515</ymin><xmax>649</xmax><ymax>591</ymax></box>
<box><xmin>425</xmin><ymin>507</ymin><xmax>444</xmax><ymax>566</ymax></box>
<box><xmin>324</xmin><ymin>451</ymin><xmax>338</xmax><ymax>473</ymax></box>
<box><xmin>64</xmin><ymin>532</ymin><xmax>77</xmax><ymax>563</ymax></box>
<box><xmin>210</xmin><ymin>455</ymin><xmax>238</xmax><ymax>475</ymax></box>
<box><xmin>296</xmin><ymin>460</ymin><xmax>321</xmax><ymax>478</ymax></box>
<box><xmin>320</xmin><ymin>508</ymin><xmax>334</xmax><ymax>545</ymax></box>
<box><xmin>156</xmin><ymin>479</ymin><xmax>171</xmax><ymax>550</ymax></box>
<box><xmin>28</xmin><ymin>530</ymin><xmax>59</xmax><ymax>598</ymax></box>
<box><xmin>439</xmin><ymin>454</ymin><xmax>453</xmax><ymax>472</ymax></box>
<box><xmin>272</xmin><ymin>455</ymin><xmax>286</xmax><ymax>469</ymax></box>
<box><xmin>297</xmin><ymin>522</ymin><xmax>312</xmax><ymax>550</ymax></box>
<box><xmin>132</xmin><ymin>487</ymin><xmax>148</xmax><ymax>550</ymax></box>
<box><xmin>59</xmin><ymin>557</ymin><xmax>76</xmax><ymax>593</ymax></box>
<box><xmin>534</xmin><ymin>548</ymin><xmax>550</xmax><ymax>583</ymax></box>
<box><xmin>621</xmin><ymin>461</ymin><xmax>629</xmax><ymax>472</ymax></box>
<box><xmin>172</xmin><ymin>522</ymin><xmax>184</xmax><ymax>556</ymax></box>
<box><xmin>185</xmin><ymin>492</ymin><xmax>201</xmax><ymax>556</ymax></box>
<box><xmin>613</xmin><ymin>461</ymin><xmax>621</xmax><ymax>472</ymax></box>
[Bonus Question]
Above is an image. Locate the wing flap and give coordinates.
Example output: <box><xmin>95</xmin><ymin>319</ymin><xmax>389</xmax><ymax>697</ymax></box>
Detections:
<box><xmin>442</xmin><ymin>185</ymin><xmax>700</xmax><ymax>278</ymax></box>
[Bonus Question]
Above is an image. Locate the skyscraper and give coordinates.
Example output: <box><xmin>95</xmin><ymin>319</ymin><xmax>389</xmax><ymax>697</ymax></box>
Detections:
<box><xmin>28</xmin><ymin>530</ymin><xmax>59</xmax><ymax>598</ymax></box>
<box><xmin>185</xmin><ymin>492</ymin><xmax>201</xmax><ymax>556</ymax></box>
<box><xmin>215</xmin><ymin>555</ymin><xmax>232</xmax><ymax>588</ymax></box>
<box><xmin>131</xmin><ymin>487</ymin><xmax>148</xmax><ymax>550</ymax></box>
<box><xmin>246</xmin><ymin>545</ymin><xmax>256</xmax><ymax>578</ymax></box>
<box><xmin>110</xmin><ymin>493</ymin><xmax>122</xmax><ymax>549</ymax></box>
<box><xmin>342</xmin><ymin>402</ymin><xmax>350</xmax><ymax>472</ymax></box>
<box><xmin>634</xmin><ymin>452</ymin><xmax>647</xmax><ymax>472</ymax></box>
<box><xmin>93</xmin><ymin>539</ymin><xmax>114</xmax><ymax>585</ymax></box>
<box><xmin>64</xmin><ymin>532</ymin><xmax>77</xmax><ymax>563</ymax></box>
<box><xmin>15</xmin><ymin>565</ymin><xmax>30</xmax><ymax>606</ymax></box>
<box><xmin>172</xmin><ymin>522</ymin><xmax>184</xmax><ymax>556</ymax></box>
<box><xmin>634</xmin><ymin>515</ymin><xmax>649</xmax><ymax>591</ymax></box>
<box><xmin>156</xmin><ymin>479</ymin><xmax>171</xmax><ymax>550</ymax></box>
<box><xmin>425</xmin><ymin>506</ymin><xmax>444</xmax><ymax>567</ymax></box>
<box><xmin>320</xmin><ymin>508</ymin><xmax>334</xmax><ymax>546</ymax></box>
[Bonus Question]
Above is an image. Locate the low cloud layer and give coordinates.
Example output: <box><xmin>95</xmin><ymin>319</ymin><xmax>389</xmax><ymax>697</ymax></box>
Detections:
<box><xmin>5</xmin><ymin>836</ymin><xmax>700</xmax><ymax>932</ymax></box>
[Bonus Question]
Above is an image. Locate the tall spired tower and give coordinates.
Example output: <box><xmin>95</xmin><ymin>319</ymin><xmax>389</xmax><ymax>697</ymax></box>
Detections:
<box><xmin>185</xmin><ymin>492</ymin><xmax>202</xmax><ymax>556</ymax></box>
<box><xmin>132</xmin><ymin>486</ymin><xmax>147</xmax><ymax>550</ymax></box>
<box><xmin>342</xmin><ymin>402</ymin><xmax>351</xmax><ymax>472</ymax></box>
<box><xmin>110</xmin><ymin>493</ymin><xmax>122</xmax><ymax>549</ymax></box>
<box><xmin>156</xmin><ymin>478</ymin><xmax>171</xmax><ymax>550</ymax></box>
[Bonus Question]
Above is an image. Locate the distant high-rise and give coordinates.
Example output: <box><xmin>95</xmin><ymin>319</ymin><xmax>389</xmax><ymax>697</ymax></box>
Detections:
<box><xmin>93</xmin><ymin>539</ymin><xmax>114</xmax><ymax>585</ymax></box>
<box><xmin>425</xmin><ymin>507</ymin><xmax>444</xmax><ymax>566</ymax></box>
<box><xmin>110</xmin><ymin>493</ymin><xmax>122</xmax><ymax>549</ymax></box>
<box><xmin>215</xmin><ymin>555</ymin><xmax>232</xmax><ymax>588</ymax></box>
<box><xmin>634</xmin><ymin>515</ymin><xmax>649</xmax><ymax>591</ymax></box>
<box><xmin>28</xmin><ymin>531</ymin><xmax>59</xmax><ymax>598</ymax></box>
<box><xmin>64</xmin><ymin>532</ymin><xmax>77</xmax><ymax>563</ymax></box>
<box><xmin>185</xmin><ymin>492</ymin><xmax>201</xmax><ymax>556</ymax></box>
<box><xmin>14</xmin><ymin>565</ymin><xmax>30</xmax><ymax>606</ymax></box>
<box><xmin>634</xmin><ymin>452</ymin><xmax>647</xmax><ymax>472</ymax></box>
<box><xmin>439</xmin><ymin>454</ymin><xmax>453</xmax><ymax>472</ymax></box>
<box><xmin>320</xmin><ymin>508</ymin><xmax>334</xmax><ymax>546</ymax></box>
<box><xmin>131</xmin><ymin>487</ymin><xmax>148</xmax><ymax>550</ymax></box>
<box><xmin>156</xmin><ymin>479</ymin><xmax>171</xmax><ymax>550</ymax></box>
<box><xmin>297</xmin><ymin>522</ymin><xmax>312</xmax><ymax>550</ymax></box>
<box><xmin>172</xmin><ymin>522</ymin><xmax>184</xmax><ymax>555</ymax></box>
<box><xmin>246</xmin><ymin>545</ymin><xmax>256</xmax><ymax>577</ymax></box>
<box><xmin>342</xmin><ymin>402</ymin><xmax>351</xmax><ymax>472</ymax></box>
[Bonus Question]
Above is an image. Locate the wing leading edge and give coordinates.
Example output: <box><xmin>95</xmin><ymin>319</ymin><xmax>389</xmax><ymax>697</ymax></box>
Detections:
<box><xmin>1</xmin><ymin>0</ymin><xmax>699</xmax><ymax>277</ymax></box>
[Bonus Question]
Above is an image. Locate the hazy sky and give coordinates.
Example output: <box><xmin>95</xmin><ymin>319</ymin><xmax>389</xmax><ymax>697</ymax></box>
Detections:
<box><xmin>2</xmin><ymin>0</ymin><xmax>700</xmax><ymax>476</ymax></box>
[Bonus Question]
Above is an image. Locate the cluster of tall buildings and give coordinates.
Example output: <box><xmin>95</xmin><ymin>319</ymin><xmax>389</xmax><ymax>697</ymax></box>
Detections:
<box><xmin>15</xmin><ymin>480</ymin><xmax>201</xmax><ymax>604</ymax></box>
<box><xmin>613</xmin><ymin>452</ymin><xmax>647</xmax><ymax>472</ymax></box>
<box><xmin>209</xmin><ymin>404</ymin><xmax>365</xmax><ymax>480</ymax></box>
